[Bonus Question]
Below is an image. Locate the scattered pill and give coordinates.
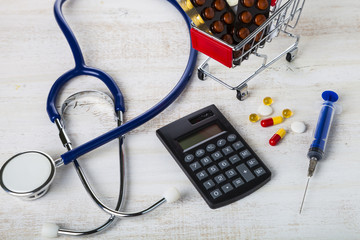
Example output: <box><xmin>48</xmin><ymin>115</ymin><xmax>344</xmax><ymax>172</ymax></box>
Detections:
<box><xmin>257</xmin><ymin>105</ymin><xmax>273</xmax><ymax>116</ymax></box>
<box><xmin>261</xmin><ymin>116</ymin><xmax>283</xmax><ymax>127</ymax></box>
<box><xmin>269</xmin><ymin>128</ymin><xmax>286</xmax><ymax>146</ymax></box>
<box><xmin>249</xmin><ymin>113</ymin><xmax>261</xmax><ymax>123</ymax></box>
<box><xmin>291</xmin><ymin>121</ymin><xmax>306</xmax><ymax>133</ymax></box>
<box><xmin>282</xmin><ymin>108</ymin><xmax>293</xmax><ymax>118</ymax></box>
<box><xmin>263</xmin><ymin>96</ymin><xmax>273</xmax><ymax>105</ymax></box>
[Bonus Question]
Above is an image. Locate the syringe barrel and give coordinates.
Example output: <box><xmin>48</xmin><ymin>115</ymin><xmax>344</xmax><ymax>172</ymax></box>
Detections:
<box><xmin>307</xmin><ymin>101</ymin><xmax>336</xmax><ymax>161</ymax></box>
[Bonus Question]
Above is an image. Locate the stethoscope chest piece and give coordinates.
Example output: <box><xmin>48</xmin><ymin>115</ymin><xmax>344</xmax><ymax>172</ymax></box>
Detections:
<box><xmin>0</xmin><ymin>151</ymin><xmax>55</xmax><ymax>200</ymax></box>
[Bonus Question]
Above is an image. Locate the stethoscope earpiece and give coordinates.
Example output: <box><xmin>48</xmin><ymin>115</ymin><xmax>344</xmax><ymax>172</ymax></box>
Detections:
<box><xmin>163</xmin><ymin>187</ymin><xmax>181</xmax><ymax>203</ymax></box>
<box><xmin>42</xmin><ymin>223</ymin><xmax>60</xmax><ymax>238</ymax></box>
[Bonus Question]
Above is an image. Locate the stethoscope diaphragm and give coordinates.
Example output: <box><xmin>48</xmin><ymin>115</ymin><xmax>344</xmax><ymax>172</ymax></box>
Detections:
<box><xmin>0</xmin><ymin>151</ymin><xmax>55</xmax><ymax>200</ymax></box>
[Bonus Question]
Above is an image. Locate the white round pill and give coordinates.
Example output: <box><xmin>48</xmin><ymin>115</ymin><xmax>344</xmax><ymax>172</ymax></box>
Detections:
<box><xmin>257</xmin><ymin>105</ymin><xmax>273</xmax><ymax>116</ymax></box>
<box><xmin>291</xmin><ymin>121</ymin><xmax>306</xmax><ymax>133</ymax></box>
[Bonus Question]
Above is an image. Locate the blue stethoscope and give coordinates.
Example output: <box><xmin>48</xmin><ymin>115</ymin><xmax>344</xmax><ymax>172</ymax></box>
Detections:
<box><xmin>0</xmin><ymin>0</ymin><xmax>197</xmax><ymax>237</ymax></box>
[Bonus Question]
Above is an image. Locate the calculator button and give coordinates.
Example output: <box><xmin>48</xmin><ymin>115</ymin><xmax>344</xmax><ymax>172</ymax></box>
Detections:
<box><xmin>236</xmin><ymin>164</ymin><xmax>255</xmax><ymax>182</ymax></box>
<box><xmin>196</xmin><ymin>170</ymin><xmax>208</xmax><ymax>181</ymax></box>
<box><xmin>195</xmin><ymin>149</ymin><xmax>205</xmax><ymax>158</ymax></box>
<box><xmin>222</xmin><ymin>146</ymin><xmax>234</xmax><ymax>156</ymax></box>
<box><xmin>232</xmin><ymin>141</ymin><xmax>244</xmax><ymax>151</ymax></box>
<box><xmin>218</xmin><ymin>160</ymin><xmax>230</xmax><ymax>170</ymax></box>
<box><xmin>217</xmin><ymin>139</ymin><xmax>226</xmax><ymax>147</ymax></box>
<box><xmin>206</xmin><ymin>144</ymin><xmax>216</xmax><ymax>152</ymax></box>
<box><xmin>225</xmin><ymin>169</ymin><xmax>237</xmax><ymax>178</ymax></box>
<box><xmin>239</xmin><ymin>149</ymin><xmax>252</xmax><ymax>159</ymax></box>
<box><xmin>229</xmin><ymin>154</ymin><xmax>241</xmax><ymax>164</ymax></box>
<box><xmin>227</xmin><ymin>134</ymin><xmax>237</xmax><ymax>142</ymax></box>
<box><xmin>184</xmin><ymin>154</ymin><xmax>194</xmax><ymax>163</ymax></box>
<box><xmin>210</xmin><ymin>189</ymin><xmax>222</xmax><ymax>199</ymax></box>
<box><xmin>203</xmin><ymin>180</ymin><xmax>215</xmax><ymax>190</ymax></box>
<box><xmin>211</xmin><ymin>151</ymin><xmax>223</xmax><ymax>161</ymax></box>
<box><xmin>232</xmin><ymin>178</ymin><xmax>245</xmax><ymax>188</ymax></box>
<box><xmin>246</xmin><ymin>158</ymin><xmax>259</xmax><ymax>168</ymax></box>
<box><xmin>207</xmin><ymin>165</ymin><xmax>219</xmax><ymax>175</ymax></box>
<box><xmin>214</xmin><ymin>174</ymin><xmax>226</xmax><ymax>184</ymax></box>
<box><xmin>221</xmin><ymin>183</ymin><xmax>234</xmax><ymax>193</ymax></box>
<box><xmin>200</xmin><ymin>156</ymin><xmax>212</xmax><ymax>166</ymax></box>
<box><xmin>189</xmin><ymin>161</ymin><xmax>201</xmax><ymax>172</ymax></box>
<box><xmin>254</xmin><ymin>167</ymin><xmax>266</xmax><ymax>177</ymax></box>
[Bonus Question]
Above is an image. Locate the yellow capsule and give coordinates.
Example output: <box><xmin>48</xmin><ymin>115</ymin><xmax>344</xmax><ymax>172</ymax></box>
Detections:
<box><xmin>276</xmin><ymin>128</ymin><xmax>286</xmax><ymax>138</ymax></box>
<box><xmin>195</xmin><ymin>14</ymin><xmax>205</xmax><ymax>24</ymax></box>
<box><xmin>186</xmin><ymin>0</ymin><xmax>194</xmax><ymax>9</ymax></box>
<box><xmin>282</xmin><ymin>108</ymin><xmax>293</xmax><ymax>118</ymax></box>
<box><xmin>269</xmin><ymin>128</ymin><xmax>286</xmax><ymax>146</ymax></box>
<box><xmin>263</xmin><ymin>97</ymin><xmax>273</xmax><ymax>106</ymax></box>
<box><xmin>261</xmin><ymin>116</ymin><xmax>283</xmax><ymax>127</ymax></box>
<box><xmin>249</xmin><ymin>113</ymin><xmax>260</xmax><ymax>123</ymax></box>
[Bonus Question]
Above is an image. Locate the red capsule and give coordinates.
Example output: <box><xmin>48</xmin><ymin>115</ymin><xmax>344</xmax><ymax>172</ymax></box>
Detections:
<box><xmin>261</xmin><ymin>116</ymin><xmax>283</xmax><ymax>127</ymax></box>
<box><xmin>269</xmin><ymin>128</ymin><xmax>286</xmax><ymax>146</ymax></box>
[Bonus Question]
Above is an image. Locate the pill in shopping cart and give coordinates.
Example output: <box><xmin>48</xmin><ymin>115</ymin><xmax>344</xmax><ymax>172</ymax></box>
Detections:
<box><xmin>257</xmin><ymin>105</ymin><xmax>273</xmax><ymax>116</ymax></box>
<box><xmin>291</xmin><ymin>121</ymin><xmax>306</xmax><ymax>133</ymax></box>
<box><xmin>233</xmin><ymin>0</ymin><xmax>271</xmax><ymax>44</ymax></box>
<box><xmin>243</xmin><ymin>0</ymin><xmax>255</xmax><ymax>7</ymax></box>
<box><xmin>254</xmin><ymin>14</ymin><xmax>267</xmax><ymax>26</ymax></box>
<box><xmin>261</xmin><ymin>116</ymin><xmax>283</xmax><ymax>127</ymax></box>
<box><xmin>269</xmin><ymin>128</ymin><xmax>286</xmax><ymax>146</ymax></box>
<box><xmin>263</xmin><ymin>97</ymin><xmax>273</xmax><ymax>105</ymax></box>
<box><xmin>222</xmin><ymin>34</ymin><xmax>234</xmax><ymax>44</ymax></box>
<box><xmin>249</xmin><ymin>113</ymin><xmax>261</xmax><ymax>123</ymax></box>
<box><xmin>179</xmin><ymin>0</ymin><xmax>211</xmax><ymax>33</ymax></box>
<box><xmin>240</xmin><ymin>11</ymin><xmax>253</xmax><ymax>24</ymax></box>
<box><xmin>194</xmin><ymin>0</ymin><xmax>206</xmax><ymax>6</ymax></box>
<box><xmin>282</xmin><ymin>108</ymin><xmax>293</xmax><ymax>118</ymax></box>
<box><xmin>190</xmin><ymin>0</ymin><xmax>236</xmax><ymax>42</ymax></box>
<box><xmin>226</xmin><ymin>0</ymin><xmax>238</xmax><ymax>7</ymax></box>
<box><xmin>257</xmin><ymin>0</ymin><xmax>269</xmax><ymax>10</ymax></box>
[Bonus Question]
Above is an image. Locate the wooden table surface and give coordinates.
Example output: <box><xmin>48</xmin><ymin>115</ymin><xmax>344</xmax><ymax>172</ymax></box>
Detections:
<box><xmin>1</xmin><ymin>0</ymin><xmax>359</xmax><ymax>239</ymax></box>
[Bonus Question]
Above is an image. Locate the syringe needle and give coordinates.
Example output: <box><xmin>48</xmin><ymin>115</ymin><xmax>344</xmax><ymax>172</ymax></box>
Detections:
<box><xmin>299</xmin><ymin>177</ymin><xmax>311</xmax><ymax>214</ymax></box>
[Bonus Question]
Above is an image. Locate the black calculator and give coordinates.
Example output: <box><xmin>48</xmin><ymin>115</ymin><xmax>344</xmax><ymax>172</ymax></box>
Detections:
<box><xmin>156</xmin><ymin>105</ymin><xmax>271</xmax><ymax>209</ymax></box>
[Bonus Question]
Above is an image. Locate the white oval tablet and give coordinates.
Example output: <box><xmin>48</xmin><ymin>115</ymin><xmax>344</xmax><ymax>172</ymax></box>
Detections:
<box><xmin>291</xmin><ymin>121</ymin><xmax>306</xmax><ymax>133</ymax></box>
<box><xmin>257</xmin><ymin>105</ymin><xmax>273</xmax><ymax>116</ymax></box>
<box><xmin>1</xmin><ymin>152</ymin><xmax>54</xmax><ymax>193</ymax></box>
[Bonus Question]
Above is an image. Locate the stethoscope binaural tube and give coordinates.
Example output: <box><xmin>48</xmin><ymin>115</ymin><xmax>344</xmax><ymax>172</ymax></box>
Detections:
<box><xmin>40</xmin><ymin>0</ymin><xmax>196</xmax><ymax>238</ymax></box>
<box><xmin>51</xmin><ymin>91</ymin><xmax>127</xmax><ymax>237</ymax></box>
<box><xmin>48</xmin><ymin>0</ymin><xmax>197</xmax><ymax>166</ymax></box>
<box><xmin>1</xmin><ymin>0</ymin><xmax>196</xmax><ymax>237</ymax></box>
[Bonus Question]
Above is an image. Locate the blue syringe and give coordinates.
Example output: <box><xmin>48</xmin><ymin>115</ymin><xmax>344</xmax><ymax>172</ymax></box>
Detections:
<box><xmin>299</xmin><ymin>90</ymin><xmax>339</xmax><ymax>214</ymax></box>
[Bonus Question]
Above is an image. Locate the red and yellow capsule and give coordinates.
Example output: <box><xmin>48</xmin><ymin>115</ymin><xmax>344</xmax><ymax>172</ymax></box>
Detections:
<box><xmin>269</xmin><ymin>128</ymin><xmax>286</xmax><ymax>146</ymax></box>
<box><xmin>260</xmin><ymin>116</ymin><xmax>283</xmax><ymax>127</ymax></box>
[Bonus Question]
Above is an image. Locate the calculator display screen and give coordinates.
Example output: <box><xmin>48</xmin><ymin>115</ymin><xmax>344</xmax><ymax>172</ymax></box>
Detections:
<box><xmin>178</xmin><ymin>124</ymin><xmax>223</xmax><ymax>150</ymax></box>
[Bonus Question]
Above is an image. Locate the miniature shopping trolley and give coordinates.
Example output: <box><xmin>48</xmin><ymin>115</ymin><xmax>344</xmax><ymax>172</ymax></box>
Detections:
<box><xmin>190</xmin><ymin>0</ymin><xmax>306</xmax><ymax>100</ymax></box>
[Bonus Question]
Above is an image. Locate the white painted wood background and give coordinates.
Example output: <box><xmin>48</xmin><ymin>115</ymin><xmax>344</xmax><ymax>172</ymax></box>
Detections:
<box><xmin>1</xmin><ymin>0</ymin><xmax>359</xmax><ymax>239</ymax></box>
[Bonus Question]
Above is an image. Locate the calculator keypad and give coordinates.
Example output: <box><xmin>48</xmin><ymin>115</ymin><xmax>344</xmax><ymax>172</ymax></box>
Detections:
<box><xmin>184</xmin><ymin>133</ymin><xmax>268</xmax><ymax>200</ymax></box>
<box><xmin>157</xmin><ymin>105</ymin><xmax>271</xmax><ymax>209</ymax></box>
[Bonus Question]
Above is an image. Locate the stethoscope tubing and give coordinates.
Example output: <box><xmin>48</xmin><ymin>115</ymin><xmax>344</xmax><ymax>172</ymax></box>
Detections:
<box><xmin>49</xmin><ymin>0</ymin><xmax>197</xmax><ymax>165</ymax></box>
<box><xmin>61</xmin><ymin>47</ymin><xmax>196</xmax><ymax>165</ymax></box>
<box><xmin>45</xmin><ymin>0</ymin><xmax>197</xmax><ymax>236</ymax></box>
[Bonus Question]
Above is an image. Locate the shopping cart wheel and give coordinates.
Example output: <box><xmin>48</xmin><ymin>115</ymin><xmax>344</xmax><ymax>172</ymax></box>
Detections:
<box><xmin>197</xmin><ymin>63</ymin><xmax>209</xmax><ymax>81</ymax></box>
<box><xmin>236</xmin><ymin>84</ymin><xmax>249</xmax><ymax>101</ymax></box>
<box><xmin>286</xmin><ymin>47</ymin><xmax>298</xmax><ymax>62</ymax></box>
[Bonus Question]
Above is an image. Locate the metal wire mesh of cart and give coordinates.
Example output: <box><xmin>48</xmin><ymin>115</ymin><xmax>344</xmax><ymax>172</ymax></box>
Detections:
<box><xmin>195</xmin><ymin>0</ymin><xmax>306</xmax><ymax>101</ymax></box>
